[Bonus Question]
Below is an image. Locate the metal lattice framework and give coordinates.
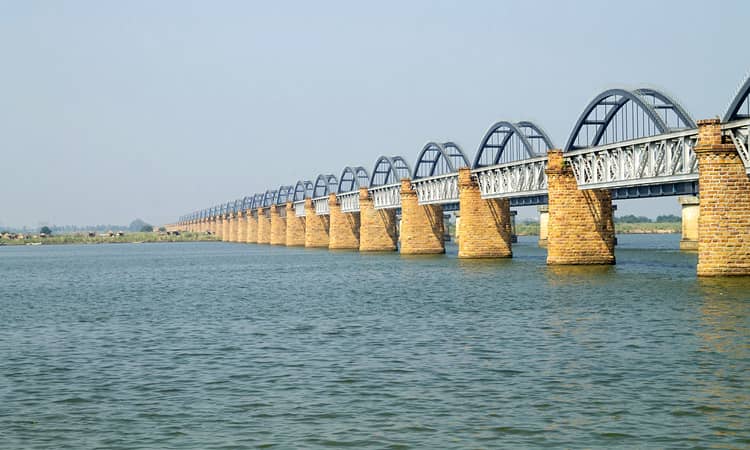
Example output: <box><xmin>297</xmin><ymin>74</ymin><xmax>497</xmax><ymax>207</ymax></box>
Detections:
<box><xmin>565</xmin><ymin>88</ymin><xmax>695</xmax><ymax>151</ymax></box>
<box><xmin>472</xmin><ymin>120</ymin><xmax>554</xmax><ymax>202</ymax></box>
<box><xmin>473</xmin><ymin>121</ymin><xmax>554</xmax><ymax>168</ymax></box>
<box><xmin>724</xmin><ymin>74</ymin><xmax>750</xmax><ymax>173</ymax></box>
<box><xmin>567</xmin><ymin>129</ymin><xmax>699</xmax><ymax>190</ymax></box>
<box><xmin>724</xmin><ymin>74</ymin><xmax>750</xmax><ymax>122</ymax></box>
<box><xmin>293</xmin><ymin>180</ymin><xmax>313</xmax><ymax>217</ymax></box>
<box><xmin>564</xmin><ymin>87</ymin><xmax>698</xmax><ymax>190</ymax></box>
<box><xmin>274</xmin><ymin>185</ymin><xmax>293</xmax><ymax>217</ymax></box>
<box><xmin>369</xmin><ymin>155</ymin><xmax>411</xmax><ymax>210</ymax></box>
<box><xmin>412</xmin><ymin>142</ymin><xmax>469</xmax><ymax>205</ymax></box>
<box><xmin>336</xmin><ymin>166</ymin><xmax>369</xmax><ymax>213</ymax></box>
<box><xmin>179</xmin><ymin>72</ymin><xmax>750</xmax><ymax>225</ymax></box>
<box><xmin>312</xmin><ymin>174</ymin><xmax>337</xmax><ymax>215</ymax></box>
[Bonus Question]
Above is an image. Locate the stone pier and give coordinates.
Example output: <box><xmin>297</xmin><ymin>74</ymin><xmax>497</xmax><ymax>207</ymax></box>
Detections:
<box><xmin>237</xmin><ymin>212</ymin><xmax>248</xmax><ymax>243</ymax></box>
<box><xmin>304</xmin><ymin>198</ymin><xmax>330</xmax><ymax>248</ymax></box>
<box><xmin>457</xmin><ymin>167</ymin><xmax>512</xmax><ymax>258</ymax></box>
<box><xmin>695</xmin><ymin>118</ymin><xmax>750</xmax><ymax>276</ymax></box>
<box><xmin>215</xmin><ymin>217</ymin><xmax>224</xmax><ymax>239</ymax></box>
<box><xmin>222</xmin><ymin>215</ymin><xmax>231</xmax><ymax>241</ymax></box>
<box><xmin>399</xmin><ymin>179</ymin><xmax>445</xmax><ymax>254</ymax></box>
<box><xmin>246</xmin><ymin>211</ymin><xmax>258</xmax><ymax>243</ymax></box>
<box><xmin>257</xmin><ymin>208</ymin><xmax>271</xmax><ymax>244</ymax></box>
<box><xmin>270</xmin><ymin>205</ymin><xmax>287</xmax><ymax>245</ymax></box>
<box><xmin>546</xmin><ymin>149</ymin><xmax>615</xmax><ymax>265</ymax></box>
<box><xmin>358</xmin><ymin>187</ymin><xmax>398</xmax><ymax>251</ymax></box>
<box><xmin>679</xmin><ymin>195</ymin><xmax>699</xmax><ymax>251</ymax></box>
<box><xmin>227</xmin><ymin>213</ymin><xmax>236</xmax><ymax>242</ymax></box>
<box><xmin>328</xmin><ymin>193</ymin><xmax>360</xmax><ymax>250</ymax></box>
<box><xmin>285</xmin><ymin>202</ymin><xmax>306</xmax><ymax>246</ymax></box>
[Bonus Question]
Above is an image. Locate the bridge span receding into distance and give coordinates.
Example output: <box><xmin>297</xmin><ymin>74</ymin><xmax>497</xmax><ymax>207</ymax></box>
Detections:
<box><xmin>172</xmin><ymin>72</ymin><xmax>750</xmax><ymax>277</ymax></box>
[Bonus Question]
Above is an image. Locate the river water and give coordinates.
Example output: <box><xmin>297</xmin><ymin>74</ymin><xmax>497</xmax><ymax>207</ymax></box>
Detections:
<box><xmin>0</xmin><ymin>235</ymin><xmax>748</xmax><ymax>449</ymax></box>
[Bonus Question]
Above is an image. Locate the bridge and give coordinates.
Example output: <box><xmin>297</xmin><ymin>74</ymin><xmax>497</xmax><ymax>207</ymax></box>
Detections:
<box><xmin>174</xmin><ymin>72</ymin><xmax>750</xmax><ymax>276</ymax></box>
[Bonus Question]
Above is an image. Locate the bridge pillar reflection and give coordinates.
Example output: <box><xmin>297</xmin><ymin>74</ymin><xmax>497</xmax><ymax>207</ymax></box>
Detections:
<box><xmin>399</xmin><ymin>179</ymin><xmax>445</xmax><ymax>255</ymax></box>
<box><xmin>678</xmin><ymin>196</ymin><xmax>699</xmax><ymax>251</ymax></box>
<box><xmin>359</xmin><ymin>187</ymin><xmax>398</xmax><ymax>251</ymax></box>
<box><xmin>457</xmin><ymin>168</ymin><xmax>512</xmax><ymax>258</ymax></box>
<box><xmin>257</xmin><ymin>208</ymin><xmax>271</xmax><ymax>244</ymax></box>
<box><xmin>246</xmin><ymin>210</ymin><xmax>258</xmax><ymax>243</ymax></box>
<box><xmin>695</xmin><ymin>119</ymin><xmax>750</xmax><ymax>276</ymax></box>
<box><xmin>270</xmin><ymin>205</ymin><xmax>287</xmax><ymax>245</ymax></box>
<box><xmin>546</xmin><ymin>149</ymin><xmax>615</xmax><ymax>265</ymax></box>
<box><xmin>304</xmin><ymin>198</ymin><xmax>330</xmax><ymax>248</ymax></box>
<box><xmin>285</xmin><ymin>201</ymin><xmax>306</xmax><ymax>246</ymax></box>
<box><xmin>328</xmin><ymin>193</ymin><xmax>360</xmax><ymax>250</ymax></box>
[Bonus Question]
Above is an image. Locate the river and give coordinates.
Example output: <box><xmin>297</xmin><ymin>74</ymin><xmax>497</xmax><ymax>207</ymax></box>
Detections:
<box><xmin>1</xmin><ymin>235</ymin><xmax>748</xmax><ymax>448</ymax></box>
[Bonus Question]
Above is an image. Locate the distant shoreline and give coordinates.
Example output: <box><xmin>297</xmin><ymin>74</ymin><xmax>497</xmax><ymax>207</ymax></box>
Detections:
<box><xmin>0</xmin><ymin>231</ymin><xmax>220</xmax><ymax>246</ymax></box>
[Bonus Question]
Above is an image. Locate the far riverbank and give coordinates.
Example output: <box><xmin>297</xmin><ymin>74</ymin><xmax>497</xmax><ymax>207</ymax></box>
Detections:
<box><xmin>0</xmin><ymin>231</ymin><xmax>220</xmax><ymax>246</ymax></box>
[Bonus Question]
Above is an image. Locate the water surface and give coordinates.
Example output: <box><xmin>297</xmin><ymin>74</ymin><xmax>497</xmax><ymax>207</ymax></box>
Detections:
<box><xmin>1</xmin><ymin>236</ymin><xmax>748</xmax><ymax>448</ymax></box>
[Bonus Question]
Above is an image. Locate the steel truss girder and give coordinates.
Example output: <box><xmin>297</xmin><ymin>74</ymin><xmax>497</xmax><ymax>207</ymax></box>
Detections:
<box><xmin>293</xmin><ymin>201</ymin><xmax>305</xmax><ymax>217</ymax></box>
<box><xmin>724</xmin><ymin>119</ymin><xmax>750</xmax><ymax>174</ymax></box>
<box><xmin>370</xmin><ymin>183</ymin><xmax>401</xmax><ymax>209</ymax></box>
<box><xmin>412</xmin><ymin>173</ymin><xmax>459</xmax><ymax>205</ymax></box>
<box><xmin>474</xmin><ymin>156</ymin><xmax>548</xmax><ymax>199</ymax></box>
<box><xmin>567</xmin><ymin>130</ymin><xmax>699</xmax><ymax>190</ymax></box>
<box><xmin>313</xmin><ymin>197</ymin><xmax>330</xmax><ymax>215</ymax></box>
<box><xmin>337</xmin><ymin>191</ymin><xmax>360</xmax><ymax>213</ymax></box>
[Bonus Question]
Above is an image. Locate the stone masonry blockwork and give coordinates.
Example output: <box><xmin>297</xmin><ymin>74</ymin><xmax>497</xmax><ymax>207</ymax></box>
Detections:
<box><xmin>399</xmin><ymin>179</ymin><xmax>445</xmax><ymax>255</ymax></box>
<box><xmin>285</xmin><ymin>202</ymin><xmax>306</xmax><ymax>246</ymax></box>
<box><xmin>457</xmin><ymin>167</ymin><xmax>513</xmax><ymax>258</ymax></box>
<box><xmin>358</xmin><ymin>187</ymin><xmax>398</xmax><ymax>251</ymax></box>
<box><xmin>695</xmin><ymin>119</ymin><xmax>750</xmax><ymax>276</ymax></box>
<box><xmin>546</xmin><ymin>150</ymin><xmax>615</xmax><ymax>265</ymax></box>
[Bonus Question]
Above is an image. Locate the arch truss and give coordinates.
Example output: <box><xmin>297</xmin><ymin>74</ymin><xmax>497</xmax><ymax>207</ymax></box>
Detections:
<box><xmin>563</xmin><ymin>87</ymin><xmax>700</xmax><ymax>190</ymax></box>
<box><xmin>369</xmin><ymin>156</ymin><xmax>411</xmax><ymax>210</ymax></box>
<box><xmin>293</xmin><ymin>180</ymin><xmax>313</xmax><ymax>217</ymax></box>
<box><xmin>337</xmin><ymin>166</ymin><xmax>369</xmax><ymax>213</ymax></box>
<box><xmin>724</xmin><ymin>74</ymin><xmax>750</xmax><ymax>172</ymax></box>
<box><xmin>313</xmin><ymin>174</ymin><xmax>337</xmax><ymax>215</ymax></box>
<box><xmin>412</xmin><ymin>142</ymin><xmax>469</xmax><ymax>205</ymax></box>
<box><xmin>472</xmin><ymin>120</ymin><xmax>554</xmax><ymax>201</ymax></box>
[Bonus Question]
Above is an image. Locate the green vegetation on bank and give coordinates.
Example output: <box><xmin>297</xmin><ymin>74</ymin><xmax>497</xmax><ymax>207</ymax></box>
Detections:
<box><xmin>0</xmin><ymin>231</ymin><xmax>220</xmax><ymax>246</ymax></box>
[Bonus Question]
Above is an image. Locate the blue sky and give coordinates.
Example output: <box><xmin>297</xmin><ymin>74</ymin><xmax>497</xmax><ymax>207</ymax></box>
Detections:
<box><xmin>1</xmin><ymin>0</ymin><xmax>748</xmax><ymax>227</ymax></box>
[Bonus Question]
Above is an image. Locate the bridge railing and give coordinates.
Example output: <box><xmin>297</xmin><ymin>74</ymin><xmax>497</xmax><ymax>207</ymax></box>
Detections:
<box><xmin>566</xmin><ymin>129</ymin><xmax>699</xmax><ymax>190</ymax></box>
<box><xmin>370</xmin><ymin>183</ymin><xmax>401</xmax><ymax>209</ymax></box>
<box><xmin>473</xmin><ymin>156</ymin><xmax>548</xmax><ymax>199</ymax></box>
<box><xmin>412</xmin><ymin>173</ymin><xmax>459</xmax><ymax>205</ymax></box>
<box><xmin>313</xmin><ymin>197</ymin><xmax>330</xmax><ymax>215</ymax></box>
<box><xmin>337</xmin><ymin>191</ymin><xmax>360</xmax><ymax>213</ymax></box>
<box><xmin>293</xmin><ymin>200</ymin><xmax>305</xmax><ymax>217</ymax></box>
<box><xmin>277</xmin><ymin>206</ymin><xmax>287</xmax><ymax>218</ymax></box>
<box><xmin>724</xmin><ymin>118</ymin><xmax>750</xmax><ymax>174</ymax></box>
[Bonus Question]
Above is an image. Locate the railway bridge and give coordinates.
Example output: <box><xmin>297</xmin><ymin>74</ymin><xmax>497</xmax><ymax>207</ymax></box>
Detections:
<box><xmin>175</xmin><ymin>73</ymin><xmax>750</xmax><ymax>276</ymax></box>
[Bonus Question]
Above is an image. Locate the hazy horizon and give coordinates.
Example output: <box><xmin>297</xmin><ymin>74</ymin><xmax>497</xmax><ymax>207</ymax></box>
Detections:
<box><xmin>2</xmin><ymin>1</ymin><xmax>748</xmax><ymax>228</ymax></box>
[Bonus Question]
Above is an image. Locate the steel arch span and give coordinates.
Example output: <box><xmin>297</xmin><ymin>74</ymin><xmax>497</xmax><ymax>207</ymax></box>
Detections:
<box><xmin>413</xmin><ymin>142</ymin><xmax>470</xmax><ymax>179</ymax></box>
<box><xmin>725</xmin><ymin>74</ymin><xmax>750</xmax><ymax>122</ymax></box>
<box><xmin>276</xmin><ymin>185</ymin><xmax>294</xmax><ymax>205</ymax></box>
<box><xmin>473</xmin><ymin>121</ymin><xmax>555</xmax><ymax>168</ymax></box>
<box><xmin>370</xmin><ymin>155</ymin><xmax>411</xmax><ymax>186</ymax></box>
<box><xmin>313</xmin><ymin>174</ymin><xmax>338</xmax><ymax>197</ymax></box>
<box><xmin>565</xmin><ymin>87</ymin><xmax>695</xmax><ymax>151</ymax></box>
<box><xmin>293</xmin><ymin>180</ymin><xmax>314</xmax><ymax>202</ymax></box>
<box><xmin>261</xmin><ymin>190</ymin><xmax>278</xmax><ymax>208</ymax></box>
<box><xmin>338</xmin><ymin>166</ymin><xmax>370</xmax><ymax>193</ymax></box>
